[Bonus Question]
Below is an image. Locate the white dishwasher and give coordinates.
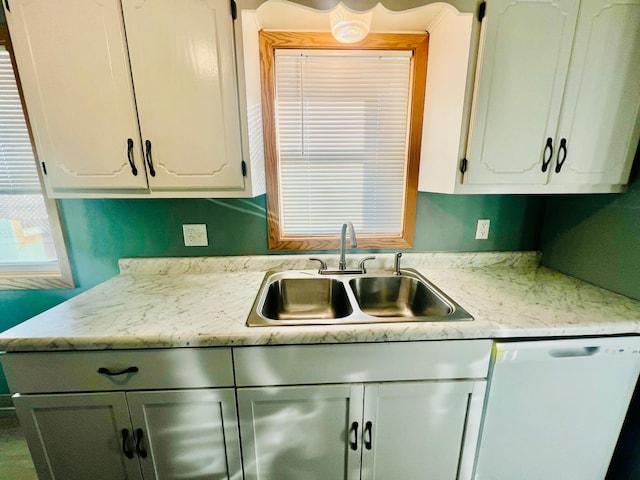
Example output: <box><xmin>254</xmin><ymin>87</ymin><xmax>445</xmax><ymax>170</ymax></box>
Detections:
<box><xmin>473</xmin><ymin>337</ymin><xmax>640</xmax><ymax>480</ymax></box>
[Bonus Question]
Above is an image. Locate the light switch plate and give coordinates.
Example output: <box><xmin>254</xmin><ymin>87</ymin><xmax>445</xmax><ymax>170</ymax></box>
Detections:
<box><xmin>183</xmin><ymin>224</ymin><xmax>208</xmax><ymax>246</ymax></box>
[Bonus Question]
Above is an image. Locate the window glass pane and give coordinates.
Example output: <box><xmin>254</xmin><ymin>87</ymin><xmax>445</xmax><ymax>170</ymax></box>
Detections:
<box><xmin>275</xmin><ymin>50</ymin><xmax>411</xmax><ymax>236</ymax></box>
<box><xmin>0</xmin><ymin>193</ymin><xmax>58</xmax><ymax>265</ymax></box>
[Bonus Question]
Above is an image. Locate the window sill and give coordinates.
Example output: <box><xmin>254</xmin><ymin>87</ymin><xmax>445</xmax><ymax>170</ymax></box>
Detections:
<box><xmin>0</xmin><ymin>272</ymin><xmax>74</xmax><ymax>291</ymax></box>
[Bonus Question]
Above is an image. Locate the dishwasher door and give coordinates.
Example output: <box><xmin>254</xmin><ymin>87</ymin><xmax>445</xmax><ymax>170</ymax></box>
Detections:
<box><xmin>473</xmin><ymin>337</ymin><xmax>640</xmax><ymax>480</ymax></box>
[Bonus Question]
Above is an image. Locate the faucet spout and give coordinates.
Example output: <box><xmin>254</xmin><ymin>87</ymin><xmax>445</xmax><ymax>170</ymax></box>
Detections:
<box><xmin>339</xmin><ymin>221</ymin><xmax>357</xmax><ymax>271</ymax></box>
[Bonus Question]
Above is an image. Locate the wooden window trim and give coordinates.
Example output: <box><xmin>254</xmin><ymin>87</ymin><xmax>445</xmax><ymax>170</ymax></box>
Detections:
<box><xmin>260</xmin><ymin>31</ymin><xmax>428</xmax><ymax>251</ymax></box>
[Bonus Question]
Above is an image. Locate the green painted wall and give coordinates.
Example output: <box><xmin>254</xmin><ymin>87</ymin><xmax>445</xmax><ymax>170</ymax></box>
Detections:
<box><xmin>541</xmin><ymin>164</ymin><xmax>640</xmax><ymax>301</ymax></box>
<box><xmin>0</xmin><ymin>192</ymin><xmax>545</xmax><ymax>393</ymax></box>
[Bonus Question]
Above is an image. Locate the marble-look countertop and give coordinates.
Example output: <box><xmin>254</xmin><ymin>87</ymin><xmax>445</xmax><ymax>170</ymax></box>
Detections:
<box><xmin>1</xmin><ymin>252</ymin><xmax>640</xmax><ymax>352</ymax></box>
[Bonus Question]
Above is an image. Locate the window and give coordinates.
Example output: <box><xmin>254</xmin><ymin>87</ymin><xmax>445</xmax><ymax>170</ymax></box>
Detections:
<box><xmin>0</xmin><ymin>25</ymin><xmax>73</xmax><ymax>289</ymax></box>
<box><xmin>260</xmin><ymin>32</ymin><xmax>428</xmax><ymax>250</ymax></box>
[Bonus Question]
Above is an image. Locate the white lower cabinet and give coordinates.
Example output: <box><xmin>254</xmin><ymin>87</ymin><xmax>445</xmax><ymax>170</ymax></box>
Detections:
<box><xmin>361</xmin><ymin>382</ymin><xmax>478</xmax><ymax>480</ymax></box>
<box><xmin>237</xmin><ymin>384</ymin><xmax>363</xmax><ymax>480</ymax></box>
<box><xmin>234</xmin><ymin>341</ymin><xmax>492</xmax><ymax>480</ymax></box>
<box><xmin>14</xmin><ymin>393</ymin><xmax>141</xmax><ymax>480</ymax></box>
<box><xmin>14</xmin><ymin>389</ymin><xmax>242</xmax><ymax>480</ymax></box>
<box><xmin>2</xmin><ymin>341</ymin><xmax>492</xmax><ymax>480</ymax></box>
<box><xmin>238</xmin><ymin>380</ymin><xmax>484</xmax><ymax>480</ymax></box>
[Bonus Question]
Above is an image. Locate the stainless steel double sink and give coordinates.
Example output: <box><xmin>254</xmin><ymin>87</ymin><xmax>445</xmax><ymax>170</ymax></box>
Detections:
<box><xmin>247</xmin><ymin>268</ymin><xmax>473</xmax><ymax>326</ymax></box>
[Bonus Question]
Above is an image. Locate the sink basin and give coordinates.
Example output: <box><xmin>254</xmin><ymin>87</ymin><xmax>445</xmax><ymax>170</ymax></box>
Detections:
<box><xmin>261</xmin><ymin>277</ymin><xmax>352</xmax><ymax>321</ymax></box>
<box><xmin>349</xmin><ymin>276</ymin><xmax>452</xmax><ymax>318</ymax></box>
<box><xmin>247</xmin><ymin>268</ymin><xmax>473</xmax><ymax>326</ymax></box>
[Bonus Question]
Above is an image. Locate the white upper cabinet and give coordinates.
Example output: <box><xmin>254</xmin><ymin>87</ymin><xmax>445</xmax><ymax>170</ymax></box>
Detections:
<box><xmin>551</xmin><ymin>0</ymin><xmax>640</xmax><ymax>187</ymax></box>
<box><xmin>4</xmin><ymin>0</ymin><xmax>251</xmax><ymax>197</ymax></box>
<box><xmin>465</xmin><ymin>0</ymin><xmax>580</xmax><ymax>186</ymax></box>
<box><xmin>4</xmin><ymin>0</ymin><xmax>147</xmax><ymax>193</ymax></box>
<box><xmin>423</xmin><ymin>0</ymin><xmax>640</xmax><ymax>194</ymax></box>
<box><xmin>122</xmin><ymin>0</ymin><xmax>244</xmax><ymax>192</ymax></box>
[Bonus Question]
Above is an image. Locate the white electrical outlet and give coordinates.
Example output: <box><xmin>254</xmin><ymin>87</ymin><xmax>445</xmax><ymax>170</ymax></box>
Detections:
<box><xmin>183</xmin><ymin>224</ymin><xmax>208</xmax><ymax>247</ymax></box>
<box><xmin>475</xmin><ymin>219</ymin><xmax>490</xmax><ymax>240</ymax></box>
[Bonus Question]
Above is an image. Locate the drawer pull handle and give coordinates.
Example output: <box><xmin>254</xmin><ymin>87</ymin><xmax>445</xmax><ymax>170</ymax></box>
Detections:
<box><xmin>97</xmin><ymin>366</ymin><xmax>139</xmax><ymax>376</ymax></box>
<box><xmin>364</xmin><ymin>421</ymin><xmax>373</xmax><ymax>450</ymax></box>
<box><xmin>121</xmin><ymin>429</ymin><xmax>134</xmax><ymax>459</ymax></box>
<box><xmin>135</xmin><ymin>428</ymin><xmax>148</xmax><ymax>458</ymax></box>
<box><xmin>349</xmin><ymin>421</ymin><xmax>358</xmax><ymax>451</ymax></box>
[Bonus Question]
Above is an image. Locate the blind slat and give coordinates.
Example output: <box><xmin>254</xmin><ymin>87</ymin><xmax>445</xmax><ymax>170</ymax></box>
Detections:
<box><xmin>0</xmin><ymin>49</ymin><xmax>40</xmax><ymax>194</ymax></box>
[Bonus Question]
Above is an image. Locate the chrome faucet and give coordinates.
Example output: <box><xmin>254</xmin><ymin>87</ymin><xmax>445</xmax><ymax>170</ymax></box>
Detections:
<box><xmin>339</xmin><ymin>221</ymin><xmax>357</xmax><ymax>271</ymax></box>
<box><xmin>394</xmin><ymin>252</ymin><xmax>403</xmax><ymax>275</ymax></box>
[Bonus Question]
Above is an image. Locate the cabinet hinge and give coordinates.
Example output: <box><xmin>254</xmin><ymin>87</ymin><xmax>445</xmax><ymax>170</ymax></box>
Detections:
<box><xmin>241</xmin><ymin>160</ymin><xmax>247</xmax><ymax>177</ymax></box>
<box><xmin>459</xmin><ymin>158</ymin><xmax>468</xmax><ymax>174</ymax></box>
<box><xmin>230</xmin><ymin>0</ymin><xmax>237</xmax><ymax>20</ymax></box>
<box><xmin>41</xmin><ymin>162</ymin><xmax>47</xmax><ymax>175</ymax></box>
<box><xmin>478</xmin><ymin>1</ymin><xmax>486</xmax><ymax>22</ymax></box>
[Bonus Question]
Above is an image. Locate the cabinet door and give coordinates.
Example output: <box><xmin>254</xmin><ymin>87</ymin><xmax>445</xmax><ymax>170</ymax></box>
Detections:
<box><xmin>126</xmin><ymin>389</ymin><xmax>242</xmax><ymax>480</ymax></box>
<box><xmin>13</xmin><ymin>392</ymin><xmax>143</xmax><ymax>480</ymax></box>
<box><xmin>237</xmin><ymin>384</ymin><xmax>364</xmax><ymax>480</ymax></box>
<box><xmin>122</xmin><ymin>0</ymin><xmax>245</xmax><ymax>192</ymax></box>
<box><xmin>465</xmin><ymin>0</ymin><xmax>579</xmax><ymax>185</ymax></box>
<box><xmin>4</xmin><ymin>0</ymin><xmax>147</xmax><ymax>193</ymax></box>
<box><xmin>551</xmin><ymin>0</ymin><xmax>640</xmax><ymax>186</ymax></box>
<box><xmin>360</xmin><ymin>381</ymin><xmax>475</xmax><ymax>480</ymax></box>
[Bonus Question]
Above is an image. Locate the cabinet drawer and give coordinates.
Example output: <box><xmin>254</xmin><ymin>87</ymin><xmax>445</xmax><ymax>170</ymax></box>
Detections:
<box><xmin>233</xmin><ymin>340</ymin><xmax>492</xmax><ymax>387</ymax></box>
<box><xmin>1</xmin><ymin>348</ymin><xmax>234</xmax><ymax>393</ymax></box>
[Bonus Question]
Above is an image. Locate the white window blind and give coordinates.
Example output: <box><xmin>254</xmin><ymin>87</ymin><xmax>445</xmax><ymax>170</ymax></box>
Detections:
<box><xmin>0</xmin><ymin>45</ymin><xmax>40</xmax><ymax>194</ymax></box>
<box><xmin>275</xmin><ymin>49</ymin><xmax>412</xmax><ymax>236</ymax></box>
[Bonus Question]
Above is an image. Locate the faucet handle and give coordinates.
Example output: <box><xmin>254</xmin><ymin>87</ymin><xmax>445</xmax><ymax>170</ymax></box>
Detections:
<box><xmin>358</xmin><ymin>256</ymin><xmax>376</xmax><ymax>274</ymax></box>
<box><xmin>393</xmin><ymin>252</ymin><xmax>403</xmax><ymax>275</ymax></box>
<box><xmin>309</xmin><ymin>257</ymin><xmax>328</xmax><ymax>273</ymax></box>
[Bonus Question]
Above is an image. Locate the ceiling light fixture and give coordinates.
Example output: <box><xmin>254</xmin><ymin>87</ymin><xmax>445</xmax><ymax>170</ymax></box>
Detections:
<box><xmin>330</xmin><ymin>4</ymin><xmax>372</xmax><ymax>44</ymax></box>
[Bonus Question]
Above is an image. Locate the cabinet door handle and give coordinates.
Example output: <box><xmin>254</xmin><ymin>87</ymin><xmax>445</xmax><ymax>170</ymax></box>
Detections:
<box><xmin>541</xmin><ymin>137</ymin><xmax>553</xmax><ymax>172</ymax></box>
<box><xmin>554</xmin><ymin>138</ymin><xmax>568</xmax><ymax>173</ymax></box>
<box><xmin>121</xmin><ymin>429</ymin><xmax>134</xmax><ymax>459</ymax></box>
<box><xmin>97</xmin><ymin>366</ymin><xmax>139</xmax><ymax>376</ymax></box>
<box><xmin>135</xmin><ymin>428</ymin><xmax>148</xmax><ymax>458</ymax></box>
<box><xmin>127</xmin><ymin>138</ymin><xmax>138</xmax><ymax>176</ymax></box>
<box><xmin>144</xmin><ymin>140</ymin><xmax>156</xmax><ymax>177</ymax></box>
<box><xmin>364</xmin><ymin>421</ymin><xmax>373</xmax><ymax>450</ymax></box>
<box><xmin>349</xmin><ymin>421</ymin><xmax>358</xmax><ymax>451</ymax></box>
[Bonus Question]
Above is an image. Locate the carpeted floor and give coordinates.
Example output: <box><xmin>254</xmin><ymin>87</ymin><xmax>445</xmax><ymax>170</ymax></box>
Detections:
<box><xmin>0</xmin><ymin>410</ymin><xmax>38</xmax><ymax>480</ymax></box>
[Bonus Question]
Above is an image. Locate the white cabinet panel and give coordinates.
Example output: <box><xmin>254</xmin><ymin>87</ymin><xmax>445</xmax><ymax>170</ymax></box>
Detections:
<box><xmin>361</xmin><ymin>381</ymin><xmax>475</xmax><ymax>480</ymax></box>
<box><xmin>122</xmin><ymin>0</ymin><xmax>244</xmax><ymax>191</ymax></box>
<box><xmin>233</xmin><ymin>340</ymin><xmax>492</xmax><ymax>387</ymax></box>
<box><xmin>2</xmin><ymin>348</ymin><xmax>234</xmax><ymax>393</ymax></box>
<box><xmin>466</xmin><ymin>0</ymin><xmax>579</xmax><ymax>185</ymax></box>
<box><xmin>13</xmin><ymin>392</ymin><xmax>143</xmax><ymax>480</ymax></box>
<box><xmin>127</xmin><ymin>389</ymin><xmax>242</xmax><ymax>480</ymax></box>
<box><xmin>238</xmin><ymin>384</ymin><xmax>363</xmax><ymax>480</ymax></box>
<box><xmin>552</xmin><ymin>0</ymin><xmax>640</xmax><ymax>185</ymax></box>
<box><xmin>5</xmin><ymin>0</ymin><xmax>147</xmax><ymax>193</ymax></box>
